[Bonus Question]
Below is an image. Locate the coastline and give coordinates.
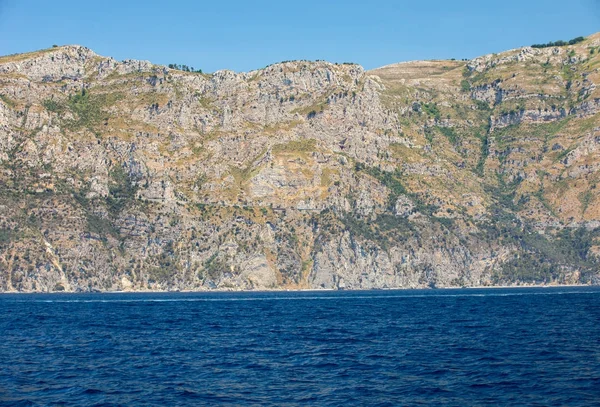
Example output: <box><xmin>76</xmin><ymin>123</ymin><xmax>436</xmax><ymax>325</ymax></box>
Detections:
<box><xmin>0</xmin><ymin>283</ymin><xmax>596</xmax><ymax>295</ymax></box>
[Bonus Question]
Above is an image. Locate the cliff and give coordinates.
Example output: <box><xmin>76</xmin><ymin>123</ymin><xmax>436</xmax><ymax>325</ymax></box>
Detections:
<box><xmin>2</xmin><ymin>34</ymin><xmax>600</xmax><ymax>292</ymax></box>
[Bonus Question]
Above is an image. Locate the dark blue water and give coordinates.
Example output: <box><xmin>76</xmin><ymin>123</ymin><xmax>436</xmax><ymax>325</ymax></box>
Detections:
<box><xmin>1</xmin><ymin>287</ymin><xmax>600</xmax><ymax>406</ymax></box>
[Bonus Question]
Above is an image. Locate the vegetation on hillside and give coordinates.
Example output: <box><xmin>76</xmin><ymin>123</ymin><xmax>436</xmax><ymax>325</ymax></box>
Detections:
<box><xmin>531</xmin><ymin>36</ymin><xmax>585</xmax><ymax>48</ymax></box>
<box><xmin>168</xmin><ymin>63</ymin><xmax>202</xmax><ymax>73</ymax></box>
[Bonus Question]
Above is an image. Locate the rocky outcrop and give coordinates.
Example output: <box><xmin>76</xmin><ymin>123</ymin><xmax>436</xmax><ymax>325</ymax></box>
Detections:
<box><xmin>490</xmin><ymin>107</ymin><xmax>568</xmax><ymax>130</ymax></box>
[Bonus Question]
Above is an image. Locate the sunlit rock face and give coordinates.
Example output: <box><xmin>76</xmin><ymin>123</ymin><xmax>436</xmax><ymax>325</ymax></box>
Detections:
<box><xmin>2</xmin><ymin>36</ymin><xmax>600</xmax><ymax>292</ymax></box>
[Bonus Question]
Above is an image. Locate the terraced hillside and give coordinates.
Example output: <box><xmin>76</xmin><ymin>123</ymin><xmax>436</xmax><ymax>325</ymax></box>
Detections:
<box><xmin>1</xmin><ymin>34</ymin><xmax>600</xmax><ymax>291</ymax></box>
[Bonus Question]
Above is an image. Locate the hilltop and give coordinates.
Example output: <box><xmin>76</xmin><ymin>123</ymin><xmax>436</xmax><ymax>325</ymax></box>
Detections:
<box><xmin>1</xmin><ymin>34</ymin><xmax>600</xmax><ymax>292</ymax></box>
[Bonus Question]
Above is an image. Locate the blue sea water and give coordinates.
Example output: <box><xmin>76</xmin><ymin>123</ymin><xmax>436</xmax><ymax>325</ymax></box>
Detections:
<box><xmin>1</xmin><ymin>287</ymin><xmax>599</xmax><ymax>406</ymax></box>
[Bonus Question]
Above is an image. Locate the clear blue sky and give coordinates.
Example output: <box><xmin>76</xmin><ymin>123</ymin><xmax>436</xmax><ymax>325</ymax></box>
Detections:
<box><xmin>0</xmin><ymin>0</ymin><xmax>599</xmax><ymax>72</ymax></box>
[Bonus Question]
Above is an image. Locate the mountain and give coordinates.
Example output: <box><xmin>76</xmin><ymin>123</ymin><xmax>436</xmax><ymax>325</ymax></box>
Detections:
<box><xmin>2</xmin><ymin>34</ymin><xmax>600</xmax><ymax>292</ymax></box>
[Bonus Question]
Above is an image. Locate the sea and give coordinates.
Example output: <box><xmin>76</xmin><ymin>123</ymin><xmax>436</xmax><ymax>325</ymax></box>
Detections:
<box><xmin>1</xmin><ymin>287</ymin><xmax>599</xmax><ymax>406</ymax></box>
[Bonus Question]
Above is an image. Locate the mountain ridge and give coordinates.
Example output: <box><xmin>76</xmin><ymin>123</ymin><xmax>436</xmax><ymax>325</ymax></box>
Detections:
<box><xmin>1</xmin><ymin>34</ymin><xmax>600</xmax><ymax>292</ymax></box>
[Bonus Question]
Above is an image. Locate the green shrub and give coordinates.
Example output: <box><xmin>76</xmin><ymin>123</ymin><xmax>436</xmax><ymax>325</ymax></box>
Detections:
<box><xmin>437</xmin><ymin>126</ymin><xmax>458</xmax><ymax>145</ymax></box>
<box><xmin>476</xmin><ymin>132</ymin><xmax>489</xmax><ymax>176</ymax></box>
<box><xmin>460</xmin><ymin>80</ymin><xmax>471</xmax><ymax>92</ymax></box>
<box><xmin>43</xmin><ymin>99</ymin><xmax>63</xmax><ymax>113</ymax></box>
<box><xmin>422</xmin><ymin>103</ymin><xmax>441</xmax><ymax>120</ymax></box>
<box><xmin>107</xmin><ymin>165</ymin><xmax>138</xmax><ymax>215</ymax></box>
<box><xmin>363</xmin><ymin>166</ymin><xmax>407</xmax><ymax>207</ymax></box>
<box><xmin>474</xmin><ymin>100</ymin><xmax>491</xmax><ymax>111</ymax></box>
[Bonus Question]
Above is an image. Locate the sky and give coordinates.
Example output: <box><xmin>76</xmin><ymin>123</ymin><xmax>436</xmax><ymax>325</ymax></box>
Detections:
<box><xmin>0</xmin><ymin>0</ymin><xmax>599</xmax><ymax>73</ymax></box>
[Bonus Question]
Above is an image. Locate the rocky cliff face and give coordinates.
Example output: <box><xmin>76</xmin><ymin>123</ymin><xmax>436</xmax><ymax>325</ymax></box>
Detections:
<box><xmin>2</xmin><ymin>35</ymin><xmax>600</xmax><ymax>292</ymax></box>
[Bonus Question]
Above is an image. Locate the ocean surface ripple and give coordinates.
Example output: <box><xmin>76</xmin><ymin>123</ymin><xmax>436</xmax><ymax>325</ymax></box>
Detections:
<box><xmin>1</xmin><ymin>287</ymin><xmax>599</xmax><ymax>406</ymax></box>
